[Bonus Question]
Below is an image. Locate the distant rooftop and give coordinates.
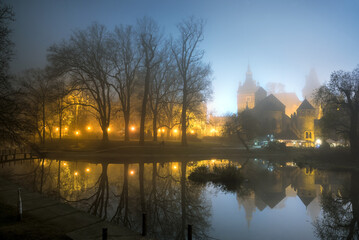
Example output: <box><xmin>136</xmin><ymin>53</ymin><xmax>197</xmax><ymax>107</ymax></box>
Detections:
<box><xmin>297</xmin><ymin>98</ymin><xmax>315</xmax><ymax>110</ymax></box>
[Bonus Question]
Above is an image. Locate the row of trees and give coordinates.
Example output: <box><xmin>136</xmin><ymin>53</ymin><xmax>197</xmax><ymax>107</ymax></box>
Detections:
<box><xmin>1</xmin><ymin>10</ymin><xmax>212</xmax><ymax>146</ymax></box>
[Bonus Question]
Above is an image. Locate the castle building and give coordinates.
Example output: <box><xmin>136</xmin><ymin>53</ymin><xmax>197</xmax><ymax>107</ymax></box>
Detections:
<box><xmin>236</xmin><ymin>66</ymin><xmax>320</xmax><ymax>144</ymax></box>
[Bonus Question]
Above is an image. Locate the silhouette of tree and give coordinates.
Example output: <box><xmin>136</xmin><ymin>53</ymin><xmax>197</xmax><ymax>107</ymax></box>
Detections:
<box><xmin>109</xmin><ymin>25</ymin><xmax>141</xmax><ymax>142</ymax></box>
<box><xmin>171</xmin><ymin>17</ymin><xmax>212</xmax><ymax>146</ymax></box>
<box><xmin>18</xmin><ymin>69</ymin><xmax>56</xmax><ymax>144</ymax></box>
<box><xmin>315</xmin><ymin>66</ymin><xmax>359</xmax><ymax>159</ymax></box>
<box><xmin>0</xmin><ymin>2</ymin><xmax>33</xmax><ymax>145</ymax></box>
<box><xmin>137</xmin><ymin>17</ymin><xmax>163</xmax><ymax>145</ymax></box>
<box><xmin>48</xmin><ymin>23</ymin><xmax>113</xmax><ymax>143</ymax></box>
<box><xmin>314</xmin><ymin>171</ymin><xmax>359</xmax><ymax>239</ymax></box>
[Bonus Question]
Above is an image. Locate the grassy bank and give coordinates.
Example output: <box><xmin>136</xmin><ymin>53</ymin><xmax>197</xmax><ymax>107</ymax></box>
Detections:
<box><xmin>36</xmin><ymin>139</ymin><xmax>359</xmax><ymax>170</ymax></box>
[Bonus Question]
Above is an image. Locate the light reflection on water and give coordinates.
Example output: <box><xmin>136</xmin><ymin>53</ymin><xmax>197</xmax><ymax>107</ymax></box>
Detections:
<box><xmin>0</xmin><ymin>158</ymin><xmax>357</xmax><ymax>240</ymax></box>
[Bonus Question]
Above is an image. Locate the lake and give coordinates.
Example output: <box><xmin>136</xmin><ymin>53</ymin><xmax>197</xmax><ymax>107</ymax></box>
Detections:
<box><xmin>0</xmin><ymin>157</ymin><xmax>357</xmax><ymax>240</ymax></box>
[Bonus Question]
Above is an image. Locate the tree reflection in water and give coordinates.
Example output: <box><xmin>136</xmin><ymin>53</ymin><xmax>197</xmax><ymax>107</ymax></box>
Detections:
<box><xmin>88</xmin><ymin>163</ymin><xmax>109</xmax><ymax>219</ymax></box>
<box><xmin>314</xmin><ymin>171</ymin><xmax>359</xmax><ymax>240</ymax></box>
<box><xmin>133</xmin><ymin>161</ymin><xmax>211</xmax><ymax>240</ymax></box>
<box><xmin>112</xmin><ymin>162</ymin><xmax>131</xmax><ymax>227</ymax></box>
<box><xmin>0</xmin><ymin>159</ymin><xmax>212</xmax><ymax>239</ymax></box>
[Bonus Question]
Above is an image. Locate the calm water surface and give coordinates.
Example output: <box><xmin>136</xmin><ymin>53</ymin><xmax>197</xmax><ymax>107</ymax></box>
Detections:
<box><xmin>0</xmin><ymin>158</ymin><xmax>357</xmax><ymax>240</ymax></box>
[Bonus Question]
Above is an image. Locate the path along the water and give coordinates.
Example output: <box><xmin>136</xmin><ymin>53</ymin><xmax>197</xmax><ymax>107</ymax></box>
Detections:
<box><xmin>0</xmin><ymin>177</ymin><xmax>147</xmax><ymax>240</ymax></box>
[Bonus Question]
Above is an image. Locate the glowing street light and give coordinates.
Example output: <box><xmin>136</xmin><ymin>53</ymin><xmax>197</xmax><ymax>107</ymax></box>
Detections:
<box><xmin>63</xmin><ymin>162</ymin><xmax>67</xmax><ymax>166</ymax></box>
<box><xmin>161</xmin><ymin>128</ymin><xmax>165</xmax><ymax>133</ymax></box>
<box><xmin>130</xmin><ymin>170</ymin><xmax>135</xmax><ymax>175</ymax></box>
<box><xmin>173</xmin><ymin>129</ymin><xmax>178</xmax><ymax>133</ymax></box>
<box><xmin>107</xmin><ymin>127</ymin><xmax>111</xmax><ymax>132</ymax></box>
<box><xmin>190</xmin><ymin>130</ymin><xmax>194</xmax><ymax>134</ymax></box>
<box><xmin>130</xmin><ymin>126</ymin><xmax>135</xmax><ymax>131</ymax></box>
<box><xmin>75</xmin><ymin>131</ymin><xmax>80</xmax><ymax>136</ymax></box>
<box><xmin>74</xmin><ymin>171</ymin><xmax>79</xmax><ymax>176</ymax></box>
<box><xmin>55</xmin><ymin>127</ymin><xmax>59</xmax><ymax>131</ymax></box>
<box><xmin>87</xmin><ymin>126</ymin><xmax>92</xmax><ymax>131</ymax></box>
<box><xmin>86</xmin><ymin>168</ymin><xmax>91</xmax><ymax>173</ymax></box>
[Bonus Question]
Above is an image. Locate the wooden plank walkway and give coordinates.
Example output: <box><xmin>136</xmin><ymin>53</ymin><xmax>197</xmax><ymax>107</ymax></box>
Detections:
<box><xmin>0</xmin><ymin>177</ymin><xmax>148</xmax><ymax>240</ymax></box>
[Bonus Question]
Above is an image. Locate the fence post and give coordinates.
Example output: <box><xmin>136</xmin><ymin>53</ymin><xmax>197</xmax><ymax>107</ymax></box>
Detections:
<box><xmin>142</xmin><ymin>213</ymin><xmax>147</xmax><ymax>236</ymax></box>
<box><xmin>17</xmin><ymin>188</ymin><xmax>22</xmax><ymax>221</ymax></box>
<box><xmin>188</xmin><ymin>224</ymin><xmax>192</xmax><ymax>240</ymax></box>
<box><xmin>102</xmin><ymin>228</ymin><xmax>107</xmax><ymax>240</ymax></box>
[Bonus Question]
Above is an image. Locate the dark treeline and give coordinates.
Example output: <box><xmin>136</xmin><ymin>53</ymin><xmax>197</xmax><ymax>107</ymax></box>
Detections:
<box><xmin>0</xmin><ymin>2</ymin><xmax>212</xmax><ymax>148</ymax></box>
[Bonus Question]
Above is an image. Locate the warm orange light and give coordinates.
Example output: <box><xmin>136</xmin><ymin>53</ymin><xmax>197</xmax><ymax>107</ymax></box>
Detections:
<box><xmin>130</xmin><ymin>170</ymin><xmax>134</xmax><ymax>175</ymax></box>
<box><xmin>87</xmin><ymin>126</ymin><xmax>92</xmax><ymax>131</ymax></box>
<box><xmin>210</xmin><ymin>128</ymin><xmax>216</xmax><ymax>133</ymax></box>
<box><xmin>64</xmin><ymin>127</ymin><xmax>68</xmax><ymax>131</ymax></box>
<box><xmin>161</xmin><ymin>128</ymin><xmax>165</xmax><ymax>133</ymax></box>
<box><xmin>190</xmin><ymin>130</ymin><xmax>194</xmax><ymax>134</ymax></box>
<box><xmin>86</xmin><ymin>168</ymin><xmax>90</xmax><ymax>172</ymax></box>
<box><xmin>63</xmin><ymin>162</ymin><xmax>67</xmax><ymax>166</ymax></box>
<box><xmin>74</xmin><ymin>171</ymin><xmax>78</xmax><ymax>176</ymax></box>
<box><xmin>55</xmin><ymin>127</ymin><xmax>59</xmax><ymax>131</ymax></box>
<box><xmin>173</xmin><ymin>129</ymin><xmax>178</xmax><ymax>133</ymax></box>
<box><xmin>158</xmin><ymin>129</ymin><xmax>161</xmax><ymax>132</ymax></box>
<box><xmin>75</xmin><ymin>131</ymin><xmax>80</xmax><ymax>135</ymax></box>
<box><xmin>107</xmin><ymin>127</ymin><xmax>111</xmax><ymax>132</ymax></box>
<box><xmin>130</xmin><ymin>126</ymin><xmax>135</xmax><ymax>131</ymax></box>
<box><xmin>173</xmin><ymin>165</ymin><xmax>177</xmax><ymax>169</ymax></box>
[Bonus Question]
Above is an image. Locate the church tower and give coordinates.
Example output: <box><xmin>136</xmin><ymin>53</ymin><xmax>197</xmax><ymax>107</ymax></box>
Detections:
<box><xmin>237</xmin><ymin>65</ymin><xmax>266</xmax><ymax>113</ymax></box>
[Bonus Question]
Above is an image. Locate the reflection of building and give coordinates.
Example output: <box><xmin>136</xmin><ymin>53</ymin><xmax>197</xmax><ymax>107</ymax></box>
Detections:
<box><xmin>234</xmin><ymin>159</ymin><xmax>351</xmax><ymax>227</ymax></box>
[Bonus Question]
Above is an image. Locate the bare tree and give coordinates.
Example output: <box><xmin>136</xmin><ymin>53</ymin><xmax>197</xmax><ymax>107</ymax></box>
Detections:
<box><xmin>18</xmin><ymin>69</ymin><xmax>55</xmax><ymax>144</ymax></box>
<box><xmin>109</xmin><ymin>25</ymin><xmax>141</xmax><ymax>141</ymax></box>
<box><xmin>48</xmin><ymin>23</ymin><xmax>113</xmax><ymax>143</ymax></box>
<box><xmin>149</xmin><ymin>48</ymin><xmax>178</xmax><ymax>141</ymax></box>
<box><xmin>171</xmin><ymin>17</ymin><xmax>212</xmax><ymax>146</ymax></box>
<box><xmin>137</xmin><ymin>17</ymin><xmax>163</xmax><ymax>145</ymax></box>
<box><xmin>51</xmin><ymin>75</ymin><xmax>75</xmax><ymax>140</ymax></box>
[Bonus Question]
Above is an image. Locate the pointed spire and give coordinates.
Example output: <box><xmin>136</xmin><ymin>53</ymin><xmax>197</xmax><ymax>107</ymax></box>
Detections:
<box><xmin>245</xmin><ymin>64</ymin><xmax>253</xmax><ymax>82</ymax></box>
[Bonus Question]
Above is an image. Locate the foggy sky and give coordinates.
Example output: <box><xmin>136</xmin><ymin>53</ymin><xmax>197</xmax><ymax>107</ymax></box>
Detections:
<box><xmin>5</xmin><ymin>0</ymin><xmax>359</xmax><ymax>115</ymax></box>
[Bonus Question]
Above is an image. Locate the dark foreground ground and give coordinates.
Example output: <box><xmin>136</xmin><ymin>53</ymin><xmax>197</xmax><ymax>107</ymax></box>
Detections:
<box><xmin>0</xmin><ymin>198</ymin><xmax>70</xmax><ymax>240</ymax></box>
<box><xmin>0</xmin><ymin>177</ymin><xmax>146</xmax><ymax>240</ymax></box>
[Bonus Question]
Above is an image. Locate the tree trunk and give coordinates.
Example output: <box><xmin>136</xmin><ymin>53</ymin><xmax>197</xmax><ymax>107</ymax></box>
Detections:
<box><xmin>102</xmin><ymin>126</ymin><xmax>109</xmax><ymax>143</ymax></box>
<box><xmin>153</xmin><ymin>112</ymin><xmax>158</xmax><ymax>142</ymax></box>
<box><xmin>124</xmin><ymin>111</ymin><xmax>130</xmax><ymax>142</ymax></box>
<box><xmin>59</xmin><ymin>111</ymin><xmax>62</xmax><ymax>140</ymax></box>
<box><xmin>42</xmin><ymin>100</ymin><xmax>46</xmax><ymax>145</ymax></box>
<box><xmin>140</xmin><ymin>69</ymin><xmax>151</xmax><ymax>145</ymax></box>
<box><xmin>181</xmin><ymin>86</ymin><xmax>188</xmax><ymax>146</ymax></box>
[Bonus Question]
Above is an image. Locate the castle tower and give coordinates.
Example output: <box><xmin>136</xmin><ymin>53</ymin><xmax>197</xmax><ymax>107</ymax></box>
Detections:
<box><xmin>296</xmin><ymin>99</ymin><xmax>316</xmax><ymax>144</ymax></box>
<box><xmin>237</xmin><ymin>65</ymin><xmax>262</xmax><ymax>113</ymax></box>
